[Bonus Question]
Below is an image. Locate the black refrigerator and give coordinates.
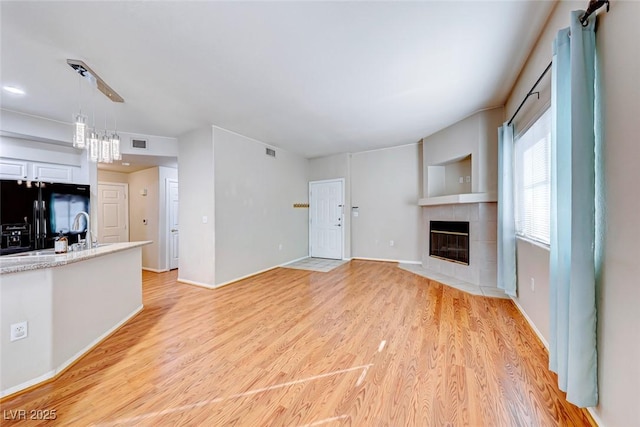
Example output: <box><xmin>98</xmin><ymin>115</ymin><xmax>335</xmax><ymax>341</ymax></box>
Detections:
<box><xmin>0</xmin><ymin>179</ymin><xmax>90</xmax><ymax>255</ymax></box>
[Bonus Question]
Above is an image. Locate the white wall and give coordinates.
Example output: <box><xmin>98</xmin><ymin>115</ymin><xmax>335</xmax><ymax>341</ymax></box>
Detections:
<box><xmin>309</xmin><ymin>153</ymin><xmax>352</xmax><ymax>259</ymax></box>
<box><xmin>177</xmin><ymin>127</ymin><xmax>215</xmax><ymax>287</ymax></box>
<box><xmin>213</xmin><ymin>127</ymin><xmax>308</xmax><ymax>285</ymax></box>
<box><xmin>507</xmin><ymin>2</ymin><xmax>640</xmax><ymax>425</ymax></box>
<box><xmin>128</xmin><ymin>167</ymin><xmax>159</xmax><ymax>270</ymax></box>
<box><xmin>422</xmin><ymin>107</ymin><xmax>503</xmax><ymax>198</ymax></box>
<box><xmin>351</xmin><ymin>144</ymin><xmax>422</xmax><ymax>262</ymax></box>
<box><xmin>515</xmin><ymin>239</ymin><xmax>550</xmax><ymax>345</ymax></box>
<box><xmin>97</xmin><ymin>170</ymin><xmax>129</xmax><ymax>184</ymax></box>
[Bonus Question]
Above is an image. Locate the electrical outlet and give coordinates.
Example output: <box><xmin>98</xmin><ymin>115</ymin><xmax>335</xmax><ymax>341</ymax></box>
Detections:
<box><xmin>10</xmin><ymin>321</ymin><xmax>28</xmax><ymax>342</ymax></box>
<box><xmin>465</xmin><ymin>176</ymin><xmax>471</xmax><ymax>183</ymax></box>
<box><xmin>389</xmin><ymin>240</ymin><xmax>395</xmax><ymax>247</ymax></box>
<box><xmin>278</xmin><ymin>243</ymin><xmax>283</xmax><ymax>251</ymax></box>
<box><xmin>530</xmin><ymin>278</ymin><xmax>535</xmax><ymax>292</ymax></box>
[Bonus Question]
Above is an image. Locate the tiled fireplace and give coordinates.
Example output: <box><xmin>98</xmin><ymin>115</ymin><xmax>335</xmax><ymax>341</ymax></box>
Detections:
<box><xmin>405</xmin><ymin>107</ymin><xmax>506</xmax><ymax>297</ymax></box>
<box><xmin>420</xmin><ymin>202</ymin><xmax>500</xmax><ymax>292</ymax></box>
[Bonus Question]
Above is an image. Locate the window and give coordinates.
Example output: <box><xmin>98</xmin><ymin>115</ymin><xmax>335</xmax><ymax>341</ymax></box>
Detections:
<box><xmin>514</xmin><ymin>108</ymin><xmax>551</xmax><ymax>245</ymax></box>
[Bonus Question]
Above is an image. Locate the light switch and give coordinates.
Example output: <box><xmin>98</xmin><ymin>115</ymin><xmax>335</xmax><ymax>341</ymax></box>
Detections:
<box><xmin>202</xmin><ymin>216</ymin><xmax>208</xmax><ymax>224</ymax></box>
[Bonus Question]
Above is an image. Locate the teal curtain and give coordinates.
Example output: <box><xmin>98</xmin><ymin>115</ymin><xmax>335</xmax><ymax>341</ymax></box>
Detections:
<box><xmin>549</xmin><ymin>10</ymin><xmax>598</xmax><ymax>407</ymax></box>
<box><xmin>497</xmin><ymin>123</ymin><xmax>516</xmax><ymax>296</ymax></box>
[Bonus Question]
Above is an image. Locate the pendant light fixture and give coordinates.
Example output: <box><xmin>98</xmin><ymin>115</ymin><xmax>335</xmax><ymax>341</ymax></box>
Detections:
<box><xmin>73</xmin><ymin>74</ymin><xmax>87</xmax><ymax>149</ymax></box>
<box><xmin>67</xmin><ymin>59</ymin><xmax>124</xmax><ymax>164</ymax></box>
<box><xmin>110</xmin><ymin>100</ymin><xmax>122</xmax><ymax>161</ymax></box>
<box><xmin>99</xmin><ymin>105</ymin><xmax>112</xmax><ymax>163</ymax></box>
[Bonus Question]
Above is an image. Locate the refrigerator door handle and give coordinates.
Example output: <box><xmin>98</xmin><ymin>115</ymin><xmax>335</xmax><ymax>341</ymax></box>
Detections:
<box><xmin>41</xmin><ymin>200</ymin><xmax>47</xmax><ymax>243</ymax></box>
<box><xmin>33</xmin><ymin>200</ymin><xmax>39</xmax><ymax>240</ymax></box>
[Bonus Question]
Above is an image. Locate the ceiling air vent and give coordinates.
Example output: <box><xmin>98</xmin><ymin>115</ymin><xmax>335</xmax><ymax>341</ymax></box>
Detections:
<box><xmin>266</xmin><ymin>147</ymin><xmax>276</xmax><ymax>158</ymax></box>
<box><xmin>131</xmin><ymin>139</ymin><xmax>148</xmax><ymax>149</ymax></box>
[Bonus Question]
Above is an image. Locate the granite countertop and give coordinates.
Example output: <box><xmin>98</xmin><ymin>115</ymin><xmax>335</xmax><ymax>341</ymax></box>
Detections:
<box><xmin>0</xmin><ymin>241</ymin><xmax>151</xmax><ymax>275</ymax></box>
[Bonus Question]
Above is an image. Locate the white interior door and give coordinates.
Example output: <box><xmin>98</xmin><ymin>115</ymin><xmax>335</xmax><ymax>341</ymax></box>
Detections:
<box><xmin>167</xmin><ymin>179</ymin><xmax>179</xmax><ymax>270</ymax></box>
<box><xmin>97</xmin><ymin>182</ymin><xmax>129</xmax><ymax>243</ymax></box>
<box><xmin>309</xmin><ymin>179</ymin><xmax>344</xmax><ymax>260</ymax></box>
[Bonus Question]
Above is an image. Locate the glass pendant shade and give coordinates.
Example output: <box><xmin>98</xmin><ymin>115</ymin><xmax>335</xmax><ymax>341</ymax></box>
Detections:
<box><xmin>73</xmin><ymin>114</ymin><xmax>87</xmax><ymax>148</ymax></box>
<box><xmin>88</xmin><ymin>130</ymin><xmax>100</xmax><ymax>162</ymax></box>
<box><xmin>110</xmin><ymin>133</ymin><xmax>121</xmax><ymax>161</ymax></box>
<box><xmin>100</xmin><ymin>133</ymin><xmax>113</xmax><ymax>163</ymax></box>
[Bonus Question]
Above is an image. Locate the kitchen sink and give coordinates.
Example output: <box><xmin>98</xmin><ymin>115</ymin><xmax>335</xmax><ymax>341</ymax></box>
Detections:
<box><xmin>5</xmin><ymin>249</ymin><xmax>56</xmax><ymax>257</ymax></box>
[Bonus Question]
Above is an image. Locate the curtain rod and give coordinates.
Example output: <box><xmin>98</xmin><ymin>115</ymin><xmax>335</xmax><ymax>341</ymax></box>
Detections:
<box><xmin>579</xmin><ymin>0</ymin><xmax>609</xmax><ymax>27</ymax></box>
<box><xmin>507</xmin><ymin>0</ymin><xmax>610</xmax><ymax>127</ymax></box>
<box><xmin>507</xmin><ymin>61</ymin><xmax>552</xmax><ymax>127</ymax></box>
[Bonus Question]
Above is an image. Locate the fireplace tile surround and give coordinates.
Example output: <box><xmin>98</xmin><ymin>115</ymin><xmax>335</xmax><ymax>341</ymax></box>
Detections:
<box><xmin>400</xmin><ymin>201</ymin><xmax>507</xmax><ymax>299</ymax></box>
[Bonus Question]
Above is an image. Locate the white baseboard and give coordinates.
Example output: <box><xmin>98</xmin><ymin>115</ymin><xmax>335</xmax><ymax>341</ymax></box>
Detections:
<box><xmin>510</xmin><ymin>296</ymin><xmax>549</xmax><ymax>349</ymax></box>
<box><xmin>216</xmin><ymin>255</ymin><xmax>317</xmax><ymax>288</ymax></box>
<box><xmin>142</xmin><ymin>267</ymin><xmax>168</xmax><ymax>273</ymax></box>
<box><xmin>54</xmin><ymin>305</ymin><xmax>144</xmax><ymax>376</ymax></box>
<box><xmin>353</xmin><ymin>257</ymin><xmax>422</xmax><ymax>265</ymax></box>
<box><xmin>587</xmin><ymin>407</ymin><xmax>604</xmax><ymax>426</ymax></box>
<box><xmin>214</xmin><ymin>265</ymin><xmax>280</xmax><ymax>288</ymax></box>
<box><xmin>1</xmin><ymin>370</ymin><xmax>55</xmax><ymax>399</ymax></box>
<box><xmin>177</xmin><ymin>277</ymin><xmax>216</xmax><ymax>289</ymax></box>
<box><xmin>510</xmin><ymin>298</ymin><xmax>602</xmax><ymax>425</ymax></box>
<box><xmin>0</xmin><ymin>304</ymin><xmax>143</xmax><ymax>399</ymax></box>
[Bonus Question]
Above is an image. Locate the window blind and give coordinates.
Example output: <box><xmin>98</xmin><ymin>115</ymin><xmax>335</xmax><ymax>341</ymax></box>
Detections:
<box><xmin>514</xmin><ymin>108</ymin><xmax>551</xmax><ymax>245</ymax></box>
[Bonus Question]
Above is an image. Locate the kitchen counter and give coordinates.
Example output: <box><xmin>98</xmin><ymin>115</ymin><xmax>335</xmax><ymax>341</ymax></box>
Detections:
<box><xmin>0</xmin><ymin>241</ymin><xmax>151</xmax><ymax>274</ymax></box>
<box><xmin>1</xmin><ymin>241</ymin><xmax>148</xmax><ymax>398</ymax></box>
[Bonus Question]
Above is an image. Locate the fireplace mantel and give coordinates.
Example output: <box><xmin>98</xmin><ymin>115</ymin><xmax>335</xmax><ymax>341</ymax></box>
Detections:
<box><xmin>418</xmin><ymin>192</ymin><xmax>497</xmax><ymax>207</ymax></box>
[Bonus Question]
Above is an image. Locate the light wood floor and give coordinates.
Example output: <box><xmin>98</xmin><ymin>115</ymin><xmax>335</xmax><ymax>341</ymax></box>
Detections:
<box><xmin>1</xmin><ymin>260</ymin><xmax>593</xmax><ymax>426</ymax></box>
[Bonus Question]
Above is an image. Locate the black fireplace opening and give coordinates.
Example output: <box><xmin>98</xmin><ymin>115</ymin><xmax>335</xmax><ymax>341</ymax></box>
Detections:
<box><xmin>429</xmin><ymin>221</ymin><xmax>470</xmax><ymax>265</ymax></box>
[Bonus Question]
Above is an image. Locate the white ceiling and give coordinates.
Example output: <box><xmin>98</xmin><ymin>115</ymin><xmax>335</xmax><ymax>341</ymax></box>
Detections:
<box><xmin>0</xmin><ymin>1</ymin><xmax>554</xmax><ymax>159</ymax></box>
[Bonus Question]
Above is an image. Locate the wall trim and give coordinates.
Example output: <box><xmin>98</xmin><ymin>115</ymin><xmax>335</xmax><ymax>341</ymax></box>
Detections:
<box><xmin>177</xmin><ymin>277</ymin><xmax>216</xmax><ymax>289</ymax></box>
<box><xmin>586</xmin><ymin>408</ymin><xmax>604</xmax><ymax>427</ymax></box>
<box><xmin>352</xmin><ymin>257</ymin><xmax>422</xmax><ymax>265</ymax></box>
<box><xmin>214</xmin><ymin>266</ymin><xmax>279</xmax><ymax>288</ymax></box>
<box><xmin>510</xmin><ymin>296</ymin><xmax>549</xmax><ymax>349</ymax></box>
<box><xmin>0</xmin><ymin>305</ymin><xmax>143</xmax><ymax>400</ymax></box>
<box><xmin>142</xmin><ymin>267</ymin><xmax>168</xmax><ymax>273</ymax></box>
<box><xmin>510</xmin><ymin>296</ymin><xmax>601</xmax><ymax>425</ymax></box>
<box><xmin>215</xmin><ymin>255</ymin><xmax>316</xmax><ymax>288</ymax></box>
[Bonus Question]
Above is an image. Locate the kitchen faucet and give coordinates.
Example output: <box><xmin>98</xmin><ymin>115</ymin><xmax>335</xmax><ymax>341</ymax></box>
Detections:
<box><xmin>72</xmin><ymin>211</ymin><xmax>93</xmax><ymax>249</ymax></box>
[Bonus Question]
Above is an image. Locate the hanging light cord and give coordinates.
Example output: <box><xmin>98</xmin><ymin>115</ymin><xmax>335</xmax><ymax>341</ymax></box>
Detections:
<box><xmin>77</xmin><ymin>73</ymin><xmax>82</xmax><ymax>115</ymax></box>
<box><xmin>91</xmin><ymin>76</ymin><xmax>96</xmax><ymax>129</ymax></box>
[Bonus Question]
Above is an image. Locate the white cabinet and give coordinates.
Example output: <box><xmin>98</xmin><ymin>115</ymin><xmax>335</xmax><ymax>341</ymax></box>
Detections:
<box><xmin>0</xmin><ymin>159</ymin><xmax>28</xmax><ymax>180</ymax></box>
<box><xmin>0</xmin><ymin>158</ymin><xmax>80</xmax><ymax>183</ymax></box>
<box><xmin>32</xmin><ymin>162</ymin><xmax>75</xmax><ymax>182</ymax></box>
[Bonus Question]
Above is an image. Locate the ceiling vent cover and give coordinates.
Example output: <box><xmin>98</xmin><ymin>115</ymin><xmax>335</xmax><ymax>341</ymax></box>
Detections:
<box><xmin>132</xmin><ymin>139</ymin><xmax>148</xmax><ymax>149</ymax></box>
<box><xmin>266</xmin><ymin>147</ymin><xmax>276</xmax><ymax>158</ymax></box>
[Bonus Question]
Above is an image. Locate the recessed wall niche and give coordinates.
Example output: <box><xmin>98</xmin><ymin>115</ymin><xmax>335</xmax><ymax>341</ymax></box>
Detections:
<box><xmin>427</xmin><ymin>154</ymin><xmax>471</xmax><ymax>197</ymax></box>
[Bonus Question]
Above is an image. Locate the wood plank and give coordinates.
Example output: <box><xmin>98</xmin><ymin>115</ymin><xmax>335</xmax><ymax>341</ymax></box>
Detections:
<box><xmin>0</xmin><ymin>261</ymin><xmax>594</xmax><ymax>426</ymax></box>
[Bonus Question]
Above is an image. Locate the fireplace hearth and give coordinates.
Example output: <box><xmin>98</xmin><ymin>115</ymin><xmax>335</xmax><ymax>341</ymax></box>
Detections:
<box><xmin>429</xmin><ymin>221</ymin><xmax>469</xmax><ymax>265</ymax></box>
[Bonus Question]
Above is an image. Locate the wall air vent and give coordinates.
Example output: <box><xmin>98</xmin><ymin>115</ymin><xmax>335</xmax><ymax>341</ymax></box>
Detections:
<box><xmin>131</xmin><ymin>139</ymin><xmax>148</xmax><ymax>149</ymax></box>
<box><xmin>266</xmin><ymin>147</ymin><xmax>276</xmax><ymax>158</ymax></box>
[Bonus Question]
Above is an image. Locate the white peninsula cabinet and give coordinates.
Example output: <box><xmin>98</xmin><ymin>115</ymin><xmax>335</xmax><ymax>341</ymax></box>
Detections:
<box><xmin>0</xmin><ymin>242</ymin><xmax>149</xmax><ymax>398</ymax></box>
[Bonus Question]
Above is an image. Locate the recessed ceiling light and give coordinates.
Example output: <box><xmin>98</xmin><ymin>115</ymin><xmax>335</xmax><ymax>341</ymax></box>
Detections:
<box><xmin>121</xmin><ymin>162</ymin><xmax>130</xmax><ymax>166</ymax></box>
<box><xmin>3</xmin><ymin>86</ymin><xmax>25</xmax><ymax>95</ymax></box>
